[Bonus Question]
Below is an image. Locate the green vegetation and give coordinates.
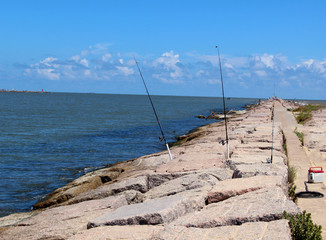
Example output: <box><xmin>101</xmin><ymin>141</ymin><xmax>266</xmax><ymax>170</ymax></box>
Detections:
<box><xmin>292</xmin><ymin>105</ymin><xmax>325</xmax><ymax>124</ymax></box>
<box><xmin>283</xmin><ymin>211</ymin><xmax>322</xmax><ymax>240</ymax></box>
<box><xmin>287</xmin><ymin>160</ymin><xmax>297</xmax><ymax>201</ymax></box>
<box><xmin>283</xmin><ymin>142</ymin><xmax>288</xmax><ymax>156</ymax></box>
<box><xmin>288</xmin><ymin>184</ymin><xmax>297</xmax><ymax>202</ymax></box>
<box><xmin>288</xmin><ymin>164</ymin><xmax>297</xmax><ymax>185</ymax></box>
<box><xmin>294</xmin><ymin>128</ymin><xmax>304</xmax><ymax>146</ymax></box>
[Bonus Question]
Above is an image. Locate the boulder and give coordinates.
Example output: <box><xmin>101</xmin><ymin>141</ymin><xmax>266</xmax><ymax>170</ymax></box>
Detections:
<box><xmin>156</xmin><ymin>220</ymin><xmax>291</xmax><ymax>240</ymax></box>
<box><xmin>33</xmin><ymin>167</ymin><xmax>125</xmax><ymax>209</ymax></box>
<box><xmin>207</xmin><ymin>175</ymin><xmax>284</xmax><ymax>204</ymax></box>
<box><xmin>67</xmin><ymin>175</ymin><xmax>148</xmax><ymax>205</ymax></box>
<box><xmin>0</xmin><ymin>195</ymin><xmax>128</xmax><ymax>240</ymax></box>
<box><xmin>87</xmin><ymin>189</ymin><xmax>206</xmax><ymax>229</ymax></box>
<box><xmin>145</xmin><ymin>172</ymin><xmax>218</xmax><ymax>200</ymax></box>
<box><xmin>109</xmin><ymin>175</ymin><xmax>148</xmax><ymax>194</ymax></box>
<box><xmin>230</xmin><ymin>162</ymin><xmax>288</xmax><ymax>182</ymax></box>
<box><xmin>68</xmin><ymin>225</ymin><xmax>163</xmax><ymax>240</ymax></box>
<box><xmin>172</xmin><ymin>187</ymin><xmax>300</xmax><ymax>228</ymax></box>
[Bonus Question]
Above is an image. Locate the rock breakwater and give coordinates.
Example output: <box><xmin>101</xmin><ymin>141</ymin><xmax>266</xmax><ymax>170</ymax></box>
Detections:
<box><xmin>0</xmin><ymin>99</ymin><xmax>302</xmax><ymax>240</ymax></box>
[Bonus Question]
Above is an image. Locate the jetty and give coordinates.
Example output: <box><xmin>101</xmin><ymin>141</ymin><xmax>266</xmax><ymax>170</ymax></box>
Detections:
<box><xmin>1</xmin><ymin>98</ymin><xmax>325</xmax><ymax>239</ymax></box>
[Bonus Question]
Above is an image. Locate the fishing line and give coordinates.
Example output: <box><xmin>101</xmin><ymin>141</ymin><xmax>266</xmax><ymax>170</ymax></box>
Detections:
<box><xmin>134</xmin><ymin>57</ymin><xmax>173</xmax><ymax>160</ymax></box>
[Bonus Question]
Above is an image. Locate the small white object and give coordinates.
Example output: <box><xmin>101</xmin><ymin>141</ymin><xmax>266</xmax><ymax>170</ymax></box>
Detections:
<box><xmin>308</xmin><ymin>167</ymin><xmax>324</xmax><ymax>183</ymax></box>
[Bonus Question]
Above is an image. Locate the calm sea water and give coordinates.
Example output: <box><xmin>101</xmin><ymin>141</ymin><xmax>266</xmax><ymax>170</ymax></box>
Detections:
<box><xmin>0</xmin><ymin>92</ymin><xmax>258</xmax><ymax>217</ymax></box>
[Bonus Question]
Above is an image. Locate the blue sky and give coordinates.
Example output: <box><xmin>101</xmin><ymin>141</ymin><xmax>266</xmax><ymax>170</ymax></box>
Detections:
<box><xmin>0</xmin><ymin>0</ymin><xmax>325</xmax><ymax>99</ymax></box>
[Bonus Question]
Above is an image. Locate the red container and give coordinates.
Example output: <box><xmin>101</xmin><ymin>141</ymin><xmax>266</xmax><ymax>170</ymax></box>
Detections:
<box><xmin>308</xmin><ymin>167</ymin><xmax>324</xmax><ymax>183</ymax></box>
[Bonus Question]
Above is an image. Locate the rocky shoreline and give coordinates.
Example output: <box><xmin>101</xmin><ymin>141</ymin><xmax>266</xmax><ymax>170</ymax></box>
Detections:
<box><xmin>0</xmin><ymin>99</ymin><xmax>314</xmax><ymax>239</ymax></box>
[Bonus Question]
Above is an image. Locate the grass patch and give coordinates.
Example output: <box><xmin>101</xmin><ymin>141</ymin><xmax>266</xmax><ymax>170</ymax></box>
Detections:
<box><xmin>287</xmin><ymin>159</ymin><xmax>297</xmax><ymax>201</ymax></box>
<box><xmin>292</xmin><ymin>105</ymin><xmax>325</xmax><ymax>124</ymax></box>
<box><xmin>294</xmin><ymin>128</ymin><xmax>304</xmax><ymax>146</ymax></box>
<box><xmin>283</xmin><ymin>210</ymin><xmax>322</xmax><ymax>240</ymax></box>
<box><xmin>288</xmin><ymin>164</ymin><xmax>297</xmax><ymax>186</ymax></box>
<box><xmin>283</xmin><ymin>142</ymin><xmax>288</xmax><ymax>156</ymax></box>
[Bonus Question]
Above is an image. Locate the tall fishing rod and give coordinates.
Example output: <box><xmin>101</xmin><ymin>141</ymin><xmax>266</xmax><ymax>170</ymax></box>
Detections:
<box><xmin>216</xmin><ymin>46</ymin><xmax>229</xmax><ymax>159</ymax></box>
<box><xmin>270</xmin><ymin>98</ymin><xmax>275</xmax><ymax>163</ymax></box>
<box><xmin>134</xmin><ymin>57</ymin><xmax>173</xmax><ymax>161</ymax></box>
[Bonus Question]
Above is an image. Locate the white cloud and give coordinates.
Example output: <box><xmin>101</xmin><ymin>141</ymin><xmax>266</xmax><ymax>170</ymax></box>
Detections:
<box><xmin>80</xmin><ymin>58</ymin><xmax>89</xmax><ymax>67</ymax></box>
<box><xmin>102</xmin><ymin>53</ymin><xmax>112</xmax><ymax>62</ymax></box>
<box><xmin>21</xmin><ymin>45</ymin><xmax>326</xmax><ymax>98</ymax></box>
<box><xmin>37</xmin><ymin>68</ymin><xmax>60</xmax><ymax>80</ymax></box>
<box><xmin>255</xmin><ymin>70</ymin><xmax>267</xmax><ymax>77</ymax></box>
<box><xmin>152</xmin><ymin>50</ymin><xmax>185</xmax><ymax>83</ymax></box>
<box><xmin>260</xmin><ymin>54</ymin><xmax>275</xmax><ymax>69</ymax></box>
<box><xmin>116</xmin><ymin>66</ymin><xmax>134</xmax><ymax>76</ymax></box>
<box><xmin>224</xmin><ymin>63</ymin><xmax>234</xmax><ymax>69</ymax></box>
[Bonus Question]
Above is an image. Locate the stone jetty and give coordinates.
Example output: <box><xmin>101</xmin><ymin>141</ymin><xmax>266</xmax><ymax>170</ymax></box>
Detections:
<box><xmin>2</xmin><ymin>98</ymin><xmax>319</xmax><ymax>240</ymax></box>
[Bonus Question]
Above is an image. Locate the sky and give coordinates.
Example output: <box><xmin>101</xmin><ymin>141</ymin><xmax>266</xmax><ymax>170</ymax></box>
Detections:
<box><xmin>0</xmin><ymin>0</ymin><xmax>325</xmax><ymax>99</ymax></box>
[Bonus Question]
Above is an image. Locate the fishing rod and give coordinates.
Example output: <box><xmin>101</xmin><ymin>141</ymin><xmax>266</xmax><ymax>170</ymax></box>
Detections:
<box><xmin>134</xmin><ymin>57</ymin><xmax>173</xmax><ymax>161</ymax></box>
<box><xmin>216</xmin><ymin>46</ymin><xmax>229</xmax><ymax>159</ymax></box>
<box><xmin>270</xmin><ymin>99</ymin><xmax>275</xmax><ymax>163</ymax></box>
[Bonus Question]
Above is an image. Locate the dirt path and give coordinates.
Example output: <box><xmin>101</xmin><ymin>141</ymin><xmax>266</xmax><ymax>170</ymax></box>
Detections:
<box><xmin>275</xmin><ymin>100</ymin><xmax>326</xmax><ymax>238</ymax></box>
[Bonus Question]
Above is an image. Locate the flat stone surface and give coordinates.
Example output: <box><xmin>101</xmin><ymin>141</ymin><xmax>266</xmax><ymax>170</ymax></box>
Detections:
<box><xmin>0</xmin><ymin>195</ymin><xmax>127</xmax><ymax>240</ymax></box>
<box><xmin>172</xmin><ymin>187</ymin><xmax>300</xmax><ymax>228</ymax></box>
<box><xmin>231</xmin><ymin>162</ymin><xmax>288</xmax><ymax>182</ymax></box>
<box><xmin>228</xmin><ymin>154</ymin><xmax>285</xmax><ymax>165</ymax></box>
<box><xmin>68</xmin><ymin>225</ymin><xmax>164</xmax><ymax>240</ymax></box>
<box><xmin>87</xmin><ymin>189</ymin><xmax>206</xmax><ymax>228</ymax></box>
<box><xmin>155</xmin><ymin>155</ymin><xmax>225</xmax><ymax>173</ymax></box>
<box><xmin>207</xmin><ymin>175</ymin><xmax>284</xmax><ymax>204</ymax></box>
<box><xmin>145</xmin><ymin>172</ymin><xmax>218</xmax><ymax>200</ymax></box>
<box><xmin>156</xmin><ymin>219</ymin><xmax>291</xmax><ymax>240</ymax></box>
<box><xmin>0</xmin><ymin>211</ymin><xmax>41</xmax><ymax>228</ymax></box>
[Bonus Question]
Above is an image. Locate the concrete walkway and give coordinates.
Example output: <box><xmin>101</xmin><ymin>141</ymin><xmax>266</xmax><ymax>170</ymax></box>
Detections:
<box><xmin>274</xmin><ymin>101</ymin><xmax>326</xmax><ymax>238</ymax></box>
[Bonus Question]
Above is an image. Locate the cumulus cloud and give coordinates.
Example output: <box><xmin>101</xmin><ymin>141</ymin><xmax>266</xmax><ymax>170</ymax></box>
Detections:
<box><xmin>25</xmin><ymin>57</ymin><xmax>61</xmax><ymax>80</ymax></box>
<box><xmin>102</xmin><ymin>53</ymin><xmax>112</xmax><ymax>62</ymax></box>
<box><xmin>21</xmin><ymin>44</ymin><xmax>325</xmax><ymax>98</ymax></box>
<box><xmin>116</xmin><ymin>66</ymin><xmax>134</xmax><ymax>76</ymax></box>
<box><xmin>152</xmin><ymin>51</ymin><xmax>186</xmax><ymax>83</ymax></box>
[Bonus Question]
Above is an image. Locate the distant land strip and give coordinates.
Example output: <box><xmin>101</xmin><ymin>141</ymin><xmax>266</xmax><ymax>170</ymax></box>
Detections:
<box><xmin>0</xmin><ymin>89</ymin><xmax>47</xmax><ymax>93</ymax></box>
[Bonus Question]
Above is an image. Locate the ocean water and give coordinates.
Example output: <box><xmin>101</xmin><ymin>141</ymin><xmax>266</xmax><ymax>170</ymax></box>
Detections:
<box><xmin>0</xmin><ymin>92</ymin><xmax>258</xmax><ymax>217</ymax></box>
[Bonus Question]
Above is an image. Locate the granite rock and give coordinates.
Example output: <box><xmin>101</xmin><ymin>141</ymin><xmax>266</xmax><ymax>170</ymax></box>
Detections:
<box><xmin>87</xmin><ymin>189</ymin><xmax>206</xmax><ymax>229</ymax></box>
<box><xmin>172</xmin><ymin>187</ymin><xmax>300</xmax><ymax>228</ymax></box>
<box><xmin>207</xmin><ymin>175</ymin><xmax>284</xmax><ymax>204</ymax></box>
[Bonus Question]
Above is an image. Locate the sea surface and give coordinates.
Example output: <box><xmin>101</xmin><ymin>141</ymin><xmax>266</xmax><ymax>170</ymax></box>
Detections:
<box><xmin>0</xmin><ymin>92</ymin><xmax>259</xmax><ymax>217</ymax></box>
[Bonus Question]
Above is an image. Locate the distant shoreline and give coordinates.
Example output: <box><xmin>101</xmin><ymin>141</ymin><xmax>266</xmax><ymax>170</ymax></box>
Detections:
<box><xmin>0</xmin><ymin>90</ymin><xmax>47</xmax><ymax>93</ymax></box>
